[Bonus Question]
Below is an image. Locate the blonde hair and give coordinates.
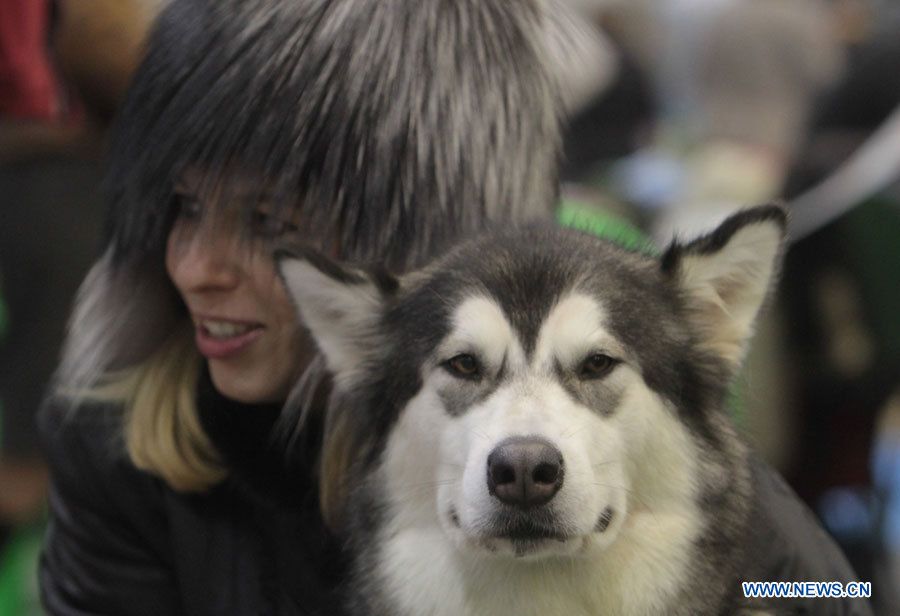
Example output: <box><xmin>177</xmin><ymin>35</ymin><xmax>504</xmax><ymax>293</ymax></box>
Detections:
<box><xmin>73</xmin><ymin>323</ymin><xmax>227</xmax><ymax>492</ymax></box>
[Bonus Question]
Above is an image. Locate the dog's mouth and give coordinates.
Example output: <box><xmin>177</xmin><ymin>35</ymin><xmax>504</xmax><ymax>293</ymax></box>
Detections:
<box><xmin>448</xmin><ymin>506</ymin><xmax>617</xmax><ymax>557</ymax></box>
<box><xmin>496</xmin><ymin>519</ymin><xmax>568</xmax><ymax>542</ymax></box>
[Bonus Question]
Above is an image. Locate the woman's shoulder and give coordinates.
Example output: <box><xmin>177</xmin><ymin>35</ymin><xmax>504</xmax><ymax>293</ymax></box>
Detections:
<box><xmin>38</xmin><ymin>397</ymin><xmax>168</xmax><ymax>514</ymax></box>
<box><xmin>40</xmin><ymin>397</ymin><xmax>129</xmax><ymax>472</ymax></box>
<box><xmin>39</xmin><ymin>398</ymin><xmax>203</xmax><ymax>614</ymax></box>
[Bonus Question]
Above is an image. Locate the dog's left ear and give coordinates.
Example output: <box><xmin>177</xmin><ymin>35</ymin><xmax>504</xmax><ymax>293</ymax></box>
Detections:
<box><xmin>276</xmin><ymin>247</ymin><xmax>398</xmax><ymax>383</ymax></box>
<box><xmin>661</xmin><ymin>205</ymin><xmax>787</xmax><ymax>370</ymax></box>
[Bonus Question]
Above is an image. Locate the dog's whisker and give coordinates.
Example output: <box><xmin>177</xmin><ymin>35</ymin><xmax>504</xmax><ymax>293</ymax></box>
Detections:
<box><xmin>437</xmin><ymin>462</ymin><xmax>465</xmax><ymax>470</ymax></box>
<box><xmin>392</xmin><ymin>479</ymin><xmax>461</xmax><ymax>499</ymax></box>
<box><xmin>403</xmin><ymin>478</ymin><xmax>460</xmax><ymax>489</ymax></box>
<box><xmin>469</xmin><ymin>428</ymin><xmax>491</xmax><ymax>442</ymax></box>
<box><xmin>561</xmin><ymin>421</ymin><xmax>592</xmax><ymax>439</ymax></box>
<box><xmin>591</xmin><ymin>482</ymin><xmax>659</xmax><ymax>523</ymax></box>
<box><xmin>591</xmin><ymin>460</ymin><xmax>616</xmax><ymax>470</ymax></box>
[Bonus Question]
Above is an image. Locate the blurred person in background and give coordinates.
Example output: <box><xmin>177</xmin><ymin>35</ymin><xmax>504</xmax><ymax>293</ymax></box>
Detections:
<box><xmin>0</xmin><ymin>0</ymin><xmax>71</xmax><ymax>529</ymax></box>
<box><xmin>778</xmin><ymin>2</ymin><xmax>900</xmax><ymax>609</ymax></box>
<box><xmin>575</xmin><ymin>0</ymin><xmax>844</xmax><ymax>238</ymax></box>
<box><xmin>1</xmin><ymin>1</ymin><xmax>161</xmax><ymax>612</ymax></box>
<box><xmin>560</xmin><ymin>0</ymin><xmax>900</xmax><ymax>610</ymax></box>
<box><xmin>0</xmin><ymin>3</ymin><xmax>66</xmax><ymax>611</ymax></box>
<box><xmin>560</xmin><ymin>0</ymin><xmax>845</xmax><ymax>473</ymax></box>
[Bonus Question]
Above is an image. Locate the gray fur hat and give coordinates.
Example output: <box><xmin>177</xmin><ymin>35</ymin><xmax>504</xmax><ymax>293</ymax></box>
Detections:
<box><xmin>104</xmin><ymin>0</ymin><xmax>590</xmax><ymax>269</ymax></box>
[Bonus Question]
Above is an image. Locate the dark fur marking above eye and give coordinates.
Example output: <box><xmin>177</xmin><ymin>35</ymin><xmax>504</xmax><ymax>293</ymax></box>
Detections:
<box><xmin>553</xmin><ymin>357</ymin><xmax>623</xmax><ymax>417</ymax></box>
<box><xmin>437</xmin><ymin>357</ymin><xmax>505</xmax><ymax>417</ymax></box>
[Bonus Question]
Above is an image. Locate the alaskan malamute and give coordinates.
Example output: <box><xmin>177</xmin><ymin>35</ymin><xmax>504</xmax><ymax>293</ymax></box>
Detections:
<box><xmin>279</xmin><ymin>206</ymin><xmax>786</xmax><ymax>615</ymax></box>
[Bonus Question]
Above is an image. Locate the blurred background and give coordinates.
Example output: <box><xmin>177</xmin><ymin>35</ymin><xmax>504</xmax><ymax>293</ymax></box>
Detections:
<box><xmin>1</xmin><ymin>0</ymin><xmax>898</xmax><ymax>613</ymax></box>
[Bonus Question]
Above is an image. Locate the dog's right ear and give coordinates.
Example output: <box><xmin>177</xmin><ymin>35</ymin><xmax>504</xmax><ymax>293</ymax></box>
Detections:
<box><xmin>276</xmin><ymin>247</ymin><xmax>398</xmax><ymax>382</ymax></box>
<box><xmin>661</xmin><ymin>205</ymin><xmax>787</xmax><ymax>372</ymax></box>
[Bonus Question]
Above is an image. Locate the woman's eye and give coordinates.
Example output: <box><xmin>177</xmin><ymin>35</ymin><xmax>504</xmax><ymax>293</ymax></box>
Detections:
<box><xmin>444</xmin><ymin>354</ymin><xmax>482</xmax><ymax>380</ymax></box>
<box><xmin>173</xmin><ymin>193</ymin><xmax>202</xmax><ymax>219</ymax></box>
<box><xmin>250</xmin><ymin>210</ymin><xmax>299</xmax><ymax>238</ymax></box>
<box><xmin>579</xmin><ymin>353</ymin><xmax>619</xmax><ymax>380</ymax></box>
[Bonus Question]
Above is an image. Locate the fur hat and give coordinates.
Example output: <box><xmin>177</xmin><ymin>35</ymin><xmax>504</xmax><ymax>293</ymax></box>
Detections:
<box><xmin>57</xmin><ymin>0</ymin><xmax>601</xmax><ymax>392</ymax></box>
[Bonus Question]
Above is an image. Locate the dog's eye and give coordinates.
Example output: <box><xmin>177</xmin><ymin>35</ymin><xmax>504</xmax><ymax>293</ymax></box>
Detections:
<box><xmin>444</xmin><ymin>354</ymin><xmax>482</xmax><ymax>380</ymax></box>
<box><xmin>579</xmin><ymin>353</ymin><xmax>618</xmax><ymax>379</ymax></box>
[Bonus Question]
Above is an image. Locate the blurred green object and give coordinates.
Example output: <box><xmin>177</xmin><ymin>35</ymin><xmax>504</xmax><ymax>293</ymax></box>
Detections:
<box><xmin>0</xmin><ymin>522</ymin><xmax>43</xmax><ymax>616</ymax></box>
<box><xmin>0</xmin><ymin>282</ymin><xmax>43</xmax><ymax>616</ymax></box>
<box><xmin>728</xmin><ymin>371</ymin><xmax>749</xmax><ymax>430</ymax></box>
<box><xmin>840</xmin><ymin>195</ymin><xmax>900</xmax><ymax>361</ymax></box>
<box><xmin>1</xmin><ymin>278</ymin><xmax>6</xmax><ymax>444</ymax></box>
<box><xmin>557</xmin><ymin>200</ymin><xmax>658</xmax><ymax>256</ymax></box>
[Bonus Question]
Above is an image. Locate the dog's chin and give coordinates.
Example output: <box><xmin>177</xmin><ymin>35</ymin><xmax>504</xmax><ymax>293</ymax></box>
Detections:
<box><xmin>484</xmin><ymin>535</ymin><xmax>584</xmax><ymax>560</ymax></box>
<box><xmin>444</xmin><ymin>506</ymin><xmax>623</xmax><ymax>560</ymax></box>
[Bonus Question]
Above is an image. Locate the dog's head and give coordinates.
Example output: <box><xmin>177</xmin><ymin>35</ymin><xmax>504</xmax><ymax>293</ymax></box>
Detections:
<box><xmin>278</xmin><ymin>206</ymin><xmax>786</xmax><ymax>561</ymax></box>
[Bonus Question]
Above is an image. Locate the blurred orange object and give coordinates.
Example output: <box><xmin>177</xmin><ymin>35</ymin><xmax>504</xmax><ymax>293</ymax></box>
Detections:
<box><xmin>0</xmin><ymin>458</ymin><xmax>48</xmax><ymax>525</ymax></box>
<box><xmin>54</xmin><ymin>0</ymin><xmax>166</xmax><ymax>124</ymax></box>
<box><xmin>0</xmin><ymin>0</ymin><xmax>60</xmax><ymax>120</ymax></box>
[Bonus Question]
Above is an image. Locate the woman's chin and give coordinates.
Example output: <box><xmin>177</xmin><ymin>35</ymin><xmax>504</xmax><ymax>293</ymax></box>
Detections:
<box><xmin>208</xmin><ymin>361</ymin><xmax>282</xmax><ymax>404</ymax></box>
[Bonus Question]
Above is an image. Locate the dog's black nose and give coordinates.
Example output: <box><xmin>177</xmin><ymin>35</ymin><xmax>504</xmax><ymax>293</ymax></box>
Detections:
<box><xmin>487</xmin><ymin>437</ymin><xmax>564</xmax><ymax>508</ymax></box>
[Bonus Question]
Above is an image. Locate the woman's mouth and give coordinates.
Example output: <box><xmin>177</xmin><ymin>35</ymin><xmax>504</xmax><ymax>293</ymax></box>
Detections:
<box><xmin>194</xmin><ymin>318</ymin><xmax>264</xmax><ymax>359</ymax></box>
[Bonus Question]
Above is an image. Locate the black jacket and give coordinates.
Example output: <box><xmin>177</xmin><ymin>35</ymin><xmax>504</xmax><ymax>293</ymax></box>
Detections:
<box><xmin>38</xmin><ymin>371</ymin><xmax>344</xmax><ymax>616</ymax></box>
<box><xmin>39</xmin><ymin>378</ymin><xmax>873</xmax><ymax>615</ymax></box>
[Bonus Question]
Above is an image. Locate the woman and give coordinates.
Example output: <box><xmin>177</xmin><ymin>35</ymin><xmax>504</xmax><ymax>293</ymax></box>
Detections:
<box><xmin>37</xmin><ymin>0</ymin><xmax>594</xmax><ymax>613</ymax></box>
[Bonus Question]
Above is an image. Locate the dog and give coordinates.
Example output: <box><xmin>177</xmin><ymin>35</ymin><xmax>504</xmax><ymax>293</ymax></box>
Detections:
<box><xmin>277</xmin><ymin>205</ymin><xmax>787</xmax><ymax>615</ymax></box>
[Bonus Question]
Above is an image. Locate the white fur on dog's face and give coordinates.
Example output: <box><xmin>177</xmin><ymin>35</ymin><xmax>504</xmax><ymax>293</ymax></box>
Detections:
<box><xmin>380</xmin><ymin>292</ymin><xmax>699</xmax><ymax>562</ymax></box>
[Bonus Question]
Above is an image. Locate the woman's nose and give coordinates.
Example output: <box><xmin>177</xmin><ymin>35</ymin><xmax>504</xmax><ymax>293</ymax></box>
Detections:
<box><xmin>170</xmin><ymin>232</ymin><xmax>242</xmax><ymax>293</ymax></box>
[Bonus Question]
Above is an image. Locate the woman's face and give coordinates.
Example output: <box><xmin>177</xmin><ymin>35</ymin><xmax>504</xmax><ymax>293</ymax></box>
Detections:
<box><xmin>165</xmin><ymin>174</ymin><xmax>313</xmax><ymax>403</ymax></box>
